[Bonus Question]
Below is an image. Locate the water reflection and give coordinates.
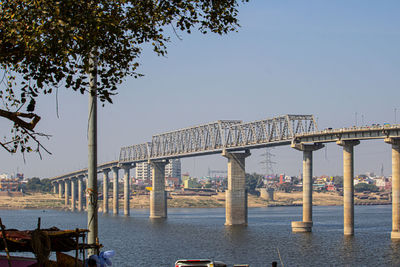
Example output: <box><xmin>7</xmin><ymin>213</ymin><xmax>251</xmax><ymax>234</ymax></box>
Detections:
<box><xmin>341</xmin><ymin>235</ymin><xmax>355</xmax><ymax>261</ymax></box>
<box><xmin>149</xmin><ymin>218</ymin><xmax>167</xmax><ymax>225</ymax></box>
<box><xmin>223</xmin><ymin>225</ymin><xmax>249</xmax><ymax>248</ymax></box>
<box><xmin>389</xmin><ymin>239</ymin><xmax>400</xmax><ymax>265</ymax></box>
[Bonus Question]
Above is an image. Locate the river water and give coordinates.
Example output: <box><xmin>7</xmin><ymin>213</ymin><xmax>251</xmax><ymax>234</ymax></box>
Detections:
<box><xmin>1</xmin><ymin>205</ymin><xmax>400</xmax><ymax>266</ymax></box>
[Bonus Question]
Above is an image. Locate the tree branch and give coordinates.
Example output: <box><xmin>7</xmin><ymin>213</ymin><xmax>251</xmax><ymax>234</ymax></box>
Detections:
<box><xmin>0</xmin><ymin>141</ymin><xmax>13</xmax><ymax>153</ymax></box>
<box><xmin>0</xmin><ymin>109</ymin><xmax>41</xmax><ymax>131</ymax></box>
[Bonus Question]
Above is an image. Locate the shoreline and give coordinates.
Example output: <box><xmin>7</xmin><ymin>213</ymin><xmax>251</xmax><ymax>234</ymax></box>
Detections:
<box><xmin>0</xmin><ymin>191</ymin><xmax>392</xmax><ymax>211</ymax></box>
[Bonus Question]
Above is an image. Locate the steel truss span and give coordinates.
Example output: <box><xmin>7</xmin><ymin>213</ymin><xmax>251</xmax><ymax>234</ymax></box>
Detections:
<box><xmin>119</xmin><ymin>115</ymin><xmax>317</xmax><ymax>163</ymax></box>
<box><xmin>50</xmin><ymin>114</ymin><xmax>400</xmax><ymax>181</ymax></box>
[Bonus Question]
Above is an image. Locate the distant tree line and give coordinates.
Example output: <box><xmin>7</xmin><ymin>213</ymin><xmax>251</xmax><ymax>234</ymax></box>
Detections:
<box><xmin>25</xmin><ymin>178</ymin><xmax>52</xmax><ymax>192</ymax></box>
<box><xmin>354</xmin><ymin>183</ymin><xmax>379</xmax><ymax>193</ymax></box>
<box><xmin>246</xmin><ymin>173</ymin><xmax>264</xmax><ymax>195</ymax></box>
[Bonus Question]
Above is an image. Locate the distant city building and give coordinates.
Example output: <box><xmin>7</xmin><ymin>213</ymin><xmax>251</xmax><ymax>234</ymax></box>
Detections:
<box><xmin>135</xmin><ymin>162</ymin><xmax>152</xmax><ymax>183</ymax></box>
<box><xmin>135</xmin><ymin>159</ymin><xmax>181</xmax><ymax>183</ymax></box>
<box><xmin>166</xmin><ymin>177</ymin><xmax>180</xmax><ymax>188</ymax></box>
<box><xmin>184</xmin><ymin>178</ymin><xmax>200</xmax><ymax>189</ymax></box>
<box><xmin>0</xmin><ymin>174</ymin><xmax>24</xmax><ymax>192</ymax></box>
<box><xmin>279</xmin><ymin>174</ymin><xmax>285</xmax><ymax>184</ymax></box>
<box><xmin>0</xmin><ymin>178</ymin><xmax>19</xmax><ymax>191</ymax></box>
<box><xmin>284</xmin><ymin>175</ymin><xmax>293</xmax><ymax>183</ymax></box>
<box><xmin>375</xmin><ymin>176</ymin><xmax>392</xmax><ymax>191</ymax></box>
<box><xmin>165</xmin><ymin>159</ymin><xmax>181</xmax><ymax>181</ymax></box>
<box><xmin>354</xmin><ymin>175</ymin><xmax>374</xmax><ymax>185</ymax></box>
<box><xmin>181</xmin><ymin>173</ymin><xmax>190</xmax><ymax>183</ymax></box>
<box><xmin>326</xmin><ymin>183</ymin><xmax>337</xmax><ymax>191</ymax></box>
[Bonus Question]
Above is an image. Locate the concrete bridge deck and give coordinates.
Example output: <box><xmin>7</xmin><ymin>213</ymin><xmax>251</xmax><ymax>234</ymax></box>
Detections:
<box><xmin>48</xmin><ymin>114</ymin><xmax>400</xmax><ymax>239</ymax></box>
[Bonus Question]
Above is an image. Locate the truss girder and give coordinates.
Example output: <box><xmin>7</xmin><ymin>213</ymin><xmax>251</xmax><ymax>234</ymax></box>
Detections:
<box><xmin>118</xmin><ymin>115</ymin><xmax>317</xmax><ymax>163</ymax></box>
<box><xmin>119</xmin><ymin>142</ymin><xmax>150</xmax><ymax>163</ymax></box>
<box><xmin>224</xmin><ymin>115</ymin><xmax>316</xmax><ymax>148</ymax></box>
<box><xmin>51</xmin><ymin>118</ymin><xmax>400</xmax><ymax>182</ymax></box>
<box><xmin>149</xmin><ymin>120</ymin><xmax>242</xmax><ymax>159</ymax></box>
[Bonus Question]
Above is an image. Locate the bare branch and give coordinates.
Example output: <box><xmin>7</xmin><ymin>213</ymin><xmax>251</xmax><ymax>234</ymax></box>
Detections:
<box><xmin>24</xmin><ymin>129</ymin><xmax>52</xmax><ymax>155</ymax></box>
<box><xmin>0</xmin><ymin>141</ymin><xmax>13</xmax><ymax>153</ymax></box>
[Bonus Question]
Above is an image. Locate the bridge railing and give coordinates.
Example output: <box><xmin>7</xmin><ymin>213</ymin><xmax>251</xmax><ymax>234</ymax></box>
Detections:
<box><xmin>298</xmin><ymin>123</ymin><xmax>400</xmax><ymax>138</ymax></box>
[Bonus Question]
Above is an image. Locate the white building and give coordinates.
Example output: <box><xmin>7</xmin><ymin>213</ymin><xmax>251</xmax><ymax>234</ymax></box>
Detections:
<box><xmin>135</xmin><ymin>162</ymin><xmax>152</xmax><ymax>182</ymax></box>
<box><xmin>135</xmin><ymin>159</ymin><xmax>181</xmax><ymax>182</ymax></box>
<box><xmin>165</xmin><ymin>159</ymin><xmax>181</xmax><ymax>180</ymax></box>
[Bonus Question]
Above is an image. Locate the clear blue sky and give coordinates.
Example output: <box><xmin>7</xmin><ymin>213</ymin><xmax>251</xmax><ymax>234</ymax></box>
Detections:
<box><xmin>1</xmin><ymin>0</ymin><xmax>399</xmax><ymax>179</ymax></box>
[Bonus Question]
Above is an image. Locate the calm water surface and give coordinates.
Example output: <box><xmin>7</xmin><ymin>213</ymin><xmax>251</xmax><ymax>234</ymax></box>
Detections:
<box><xmin>1</xmin><ymin>205</ymin><xmax>400</xmax><ymax>266</ymax></box>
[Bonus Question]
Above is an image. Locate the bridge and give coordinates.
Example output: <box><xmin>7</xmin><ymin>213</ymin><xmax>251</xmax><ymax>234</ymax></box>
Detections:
<box><xmin>49</xmin><ymin>114</ymin><xmax>400</xmax><ymax>239</ymax></box>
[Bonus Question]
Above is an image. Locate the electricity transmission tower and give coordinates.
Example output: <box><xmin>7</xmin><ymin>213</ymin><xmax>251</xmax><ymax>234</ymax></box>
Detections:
<box><xmin>259</xmin><ymin>148</ymin><xmax>276</xmax><ymax>187</ymax></box>
<box><xmin>260</xmin><ymin>148</ymin><xmax>276</xmax><ymax>175</ymax></box>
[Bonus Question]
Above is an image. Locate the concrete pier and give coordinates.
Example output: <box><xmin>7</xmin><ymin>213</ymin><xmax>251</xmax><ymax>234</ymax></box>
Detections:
<box><xmin>223</xmin><ymin>149</ymin><xmax>251</xmax><ymax>226</ymax></box>
<box><xmin>150</xmin><ymin>161</ymin><xmax>168</xmax><ymax>219</ymax></box>
<box><xmin>112</xmin><ymin>167</ymin><xmax>119</xmax><ymax>215</ymax></box>
<box><xmin>78</xmin><ymin>175</ymin><xmax>84</xmax><ymax>212</ymax></box>
<box><xmin>122</xmin><ymin>164</ymin><xmax>132</xmax><ymax>216</ymax></box>
<box><xmin>291</xmin><ymin>143</ymin><xmax>324</xmax><ymax>232</ymax></box>
<box><xmin>337</xmin><ymin>140</ymin><xmax>360</xmax><ymax>236</ymax></box>
<box><xmin>103</xmin><ymin>169</ymin><xmax>110</xmax><ymax>214</ymax></box>
<box><xmin>58</xmin><ymin>182</ymin><xmax>64</xmax><ymax>199</ymax></box>
<box><xmin>385</xmin><ymin>138</ymin><xmax>400</xmax><ymax>239</ymax></box>
<box><xmin>64</xmin><ymin>179</ymin><xmax>70</xmax><ymax>207</ymax></box>
<box><xmin>71</xmin><ymin>178</ymin><xmax>76</xmax><ymax>211</ymax></box>
<box><xmin>258</xmin><ymin>188</ymin><xmax>274</xmax><ymax>201</ymax></box>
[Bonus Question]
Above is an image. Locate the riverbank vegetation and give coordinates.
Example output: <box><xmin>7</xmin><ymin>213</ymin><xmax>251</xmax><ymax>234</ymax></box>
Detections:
<box><xmin>24</xmin><ymin>178</ymin><xmax>52</xmax><ymax>192</ymax></box>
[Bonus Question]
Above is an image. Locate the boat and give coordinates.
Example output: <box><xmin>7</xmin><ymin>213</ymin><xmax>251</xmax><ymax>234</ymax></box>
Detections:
<box><xmin>175</xmin><ymin>259</ymin><xmax>228</xmax><ymax>267</ymax></box>
<box><xmin>0</xmin><ymin>217</ymin><xmax>101</xmax><ymax>266</ymax></box>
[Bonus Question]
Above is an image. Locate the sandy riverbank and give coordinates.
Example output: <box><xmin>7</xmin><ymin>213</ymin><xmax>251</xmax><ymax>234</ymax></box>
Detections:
<box><xmin>0</xmin><ymin>191</ymin><xmax>391</xmax><ymax>211</ymax></box>
<box><xmin>0</xmin><ymin>193</ymin><xmax>64</xmax><ymax>210</ymax></box>
<box><xmin>130</xmin><ymin>191</ymin><xmax>346</xmax><ymax>209</ymax></box>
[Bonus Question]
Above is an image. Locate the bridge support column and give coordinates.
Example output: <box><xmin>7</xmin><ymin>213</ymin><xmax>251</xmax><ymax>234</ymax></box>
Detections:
<box><xmin>150</xmin><ymin>161</ymin><xmax>168</xmax><ymax>219</ymax></box>
<box><xmin>385</xmin><ymin>138</ymin><xmax>400</xmax><ymax>239</ymax></box>
<box><xmin>59</xmin><ymin>182</ymin><xmax>64</xmax><ymax>199</ymax></box>
<box><xmin>78</xmin><ymin>175</ymin><xmax>84</xmax><ymax>212</ymax></box>
<box><xmin>122</xmin><ymin>164</ymin><xmax>133</xmax><ymax>216</ymax></box>
<box><xmin>337</xmin><ymin>140</ymin><xmax>360</xmax><ymax>236</ymax></box>
<box><xmin>291</xmin><ymin>143</ymin><xmax>324</xmax><ymax>232</ymax></box>
<box><xmin>71</xmin><ymin>178</ymin><xmax>76</xmax><ymax>211</ymax></box>
<box><xmin>52</xmin><ymin>183</ymin><xmax>57</xmax><ymax>194</ymax></box>
<box><xmin>64</xmin><ymin>179</ymin><xmax>70</xmax><ymax>207</ymax></box>
<box><xmin>103</xmin><ymin>169</ymin><xmax>110</xmax><ymax>214</ymax></box>
<box><xmin>112</xmin><ymin>167</ymin><xmax>119</xmax><ymax>215</ymax></box>
<box><xmin>223</xmin><ymin>149</ymin><xmax>251</xmax><ymax>226</ymax></box>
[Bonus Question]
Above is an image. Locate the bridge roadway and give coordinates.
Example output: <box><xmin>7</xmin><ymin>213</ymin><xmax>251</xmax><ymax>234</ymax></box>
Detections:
<box><xmin>49</xmin><ymin>114</ymin><xmax>400</xmax><ymax>239</ymax></box>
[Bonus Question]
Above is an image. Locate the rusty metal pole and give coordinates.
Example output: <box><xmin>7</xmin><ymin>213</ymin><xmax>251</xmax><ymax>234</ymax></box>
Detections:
<box><xmin>0</xmin><ymin>218</ymin><xmax>12</xmax><ymax>267</ymax></box>
<box><xmin>87</xmin><ymin>52</ymin><xmax>98</xmax><ymax>256</ymax></box>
